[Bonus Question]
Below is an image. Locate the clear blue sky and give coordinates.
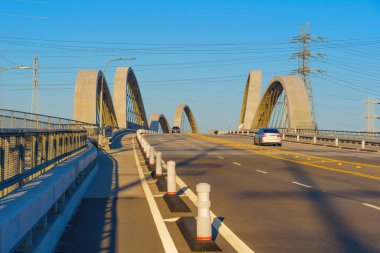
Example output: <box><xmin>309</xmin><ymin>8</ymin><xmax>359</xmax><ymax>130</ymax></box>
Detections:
<box><xmin>0</xmin><ymin>0</ymin><xmax>379</xmax><ymax>132</ymax></box>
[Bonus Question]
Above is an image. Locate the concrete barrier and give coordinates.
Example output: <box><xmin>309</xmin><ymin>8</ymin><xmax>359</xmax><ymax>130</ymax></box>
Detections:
<box><xmin>0</xmin><ymin>143</ymin><xmax>97</xmax><ymax>253</ymax></box>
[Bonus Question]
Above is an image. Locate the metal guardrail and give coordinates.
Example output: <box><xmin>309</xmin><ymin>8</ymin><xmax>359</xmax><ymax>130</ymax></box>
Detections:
<box><xmin>0</xmin><ymin>108</ymin><xmax>99</xmax><ymax>138</ymax></box>
<box><xmin>0</xmin><ymin>128</ymin><xmax>88</xmax><ymax>196</ymax></box>
<box><xmin>222</xmin><ymin>128</ymin><xmax>380</xmax><ymax>140</ymax></box>
<box><xmin>280</xmin><ymin>128</ymin><xmax>380</xmax><ymax>139</ymax></box>
<box><xmin>219</xmin><ymin>130</ymin><xmax>380</xmax><ymax>151</ymax></box>
<box><xmin>282</xmin><ymin>133</ymin><xmax>380</xmax><ymax>151</ymax></box>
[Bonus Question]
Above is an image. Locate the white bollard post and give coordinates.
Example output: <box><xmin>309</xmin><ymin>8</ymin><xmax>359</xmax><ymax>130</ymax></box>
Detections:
<box><xmin>146</xmin><ymin>144</ymin><xmax>150</xmax><ymax>158</ymax></box>
<box><xmin>156</xmin><ymin>152</ymin><xmax>163</xmax><ymax>176</ymax></box>
<box><xmin>297</xmin><ymin>135</ymin><xmax>300</xmax><ymax>142</ymax></box>
<box><xmin>335</xmin><ymin>138</ymin><xmax>339</xmax><ymax>147</ymax></box>
<box><xmin>149</xmin><ymin>146</ymin><xmax>155</xmax><ymax>165</ymax></box>
<box><xmin>361</xmin><ymin>140</ymin><xmax>366</xmax><ymax>149</ymax></box>
<box><xmin>313</xmin><ymin>136</ymin><xmax>317</xmax><ymax>144</ymax></box>
<box><xmin>196</xmin><ymin>183</ymin><xmax>212</xmax><ymax>241</ymax></box>
<box><xmin>167</xmin><ymin>161</ymin><xmax>176</xmax><ymax>195</ymax></box>
<box><xmin>143</xmin><ymin>139</ymin><xmax>147</xmax><ymax>152</ymax></box>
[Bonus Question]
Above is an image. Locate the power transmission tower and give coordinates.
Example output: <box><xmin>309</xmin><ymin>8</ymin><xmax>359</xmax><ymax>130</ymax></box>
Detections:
<box><xmin>290</xmin><ymin>22</ymin><xmax>326</xmax><ymax>130</ymax></box>
<box><xmin>364</xmin><ymin>97</ymin><xmax>380</xmax><ymax>132</ymax></box>
<box><xmin>30</xmin><ymin>55</ymin><xmax>39</xmax><ymax>114</ymax></box>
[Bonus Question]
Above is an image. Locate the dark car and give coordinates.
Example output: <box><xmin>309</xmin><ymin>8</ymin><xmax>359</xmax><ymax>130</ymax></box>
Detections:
<box><xmin>171</xmin><ymin>126</ymin><xmax>180</xmax><ymax>133</ymax></box>
<box><xmin>254</xmin><ymin>128</ymin><xmax>282</xmax><ymax>146</ymax></box>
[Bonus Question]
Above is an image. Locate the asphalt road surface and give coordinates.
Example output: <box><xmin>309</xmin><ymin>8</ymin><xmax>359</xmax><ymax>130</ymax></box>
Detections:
<box><xmin>145</xmin><ymin>134</ymin><xmax>380</xmax><ymax>253</ymax></box>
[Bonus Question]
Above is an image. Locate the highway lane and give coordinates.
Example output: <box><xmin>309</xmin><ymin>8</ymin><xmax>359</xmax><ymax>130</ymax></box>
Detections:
<box><xmin>145</xmin><ymin>134</ymin><xmax>380</xmax><ymax>253</ymax></box>
<box><xmin>219</xmin><ymin>134</ymin><xmax>380</xmax><ymax>163</ymax></box>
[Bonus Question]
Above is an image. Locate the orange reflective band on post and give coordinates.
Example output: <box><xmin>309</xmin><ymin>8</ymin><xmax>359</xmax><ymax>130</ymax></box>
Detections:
<box><xmin>196</xmin><ymin>236</ymin><xmax>212</xmax><ymax>241</ymax></box>
<box><xmin>167</xmin><ymin>192</ymin><xmax>176</xmax><ymax>195</ymax></box>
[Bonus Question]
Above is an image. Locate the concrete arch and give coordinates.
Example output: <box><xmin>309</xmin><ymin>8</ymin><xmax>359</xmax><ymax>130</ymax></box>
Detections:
<box><xmin>73</xmin><ymin>70</ymin><xmax>118</xmax><ymax>127</ymax></box>
<box><xmin>149</xmin><ymin>113</ymin><xmax>170</xmax><ymax>133</ymax></box>
<box><xmin>113</xmin><ymin>67</ymin><xmax>148</xmax><ymax>129</ymax></box>
<box><xmin>238</xmin><ymin>70</ymin><xmax>262</xmax><ymax>130</ymax></box>
<box><xmin>251</xmin><ymin>75</ymin><xmax>313</xmax><ymax>129</ymax></box>
<box><xmin>173</xmin><ymin>104</ymin><xmax>199</xmax><ymax>133</ymax></box>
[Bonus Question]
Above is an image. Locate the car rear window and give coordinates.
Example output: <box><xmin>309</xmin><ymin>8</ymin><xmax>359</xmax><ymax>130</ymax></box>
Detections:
<box><xmin>263</xmin><ymin>129</ymin><xmax>280</xmax><ymax>133</ymax></box>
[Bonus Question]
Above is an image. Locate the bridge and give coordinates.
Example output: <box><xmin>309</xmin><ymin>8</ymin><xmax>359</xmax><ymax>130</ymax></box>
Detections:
<box><xmin>0</xmin><ymin>67</ymin><xmax>379</xmax><ymax>253</ymax></box>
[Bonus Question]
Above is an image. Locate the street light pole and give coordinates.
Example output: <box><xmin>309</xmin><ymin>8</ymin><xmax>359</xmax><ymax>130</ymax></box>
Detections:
<box><xmin>0</xmin><ymin>65</ymin><xmax>32</xmax><ymax>73</ymax></box>
<box><xmin>0</xmin><ymin>65</ymin><xmax>33</xmax><ymax>108</ymax></box>
<box><xmin>99</xmin><ymin>57</ymin><xmax>136</xmax><ymax>137</ymax></box>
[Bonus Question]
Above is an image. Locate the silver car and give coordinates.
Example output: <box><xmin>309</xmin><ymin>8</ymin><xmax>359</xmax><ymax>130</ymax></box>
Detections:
<box><xmin>254</xmin><ymin>128</ymin><xmax>282</xmax><ymax>146</ymax></box>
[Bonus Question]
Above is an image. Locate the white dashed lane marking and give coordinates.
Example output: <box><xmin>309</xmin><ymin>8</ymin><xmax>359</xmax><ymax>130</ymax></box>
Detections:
<box><xmin>218</xmin><ymin>156</ymin><xmax>224</xmax><ymax>159</ymax></box>
<box><xmin>292</xmin><ymin>181</ymin><xmax>312</xmax><ymax>188</ymax></box>
<box><xmin>233</xmin><ymin>162</ymin><xmax>242</xmax><ymax>166</ymax></box>
<box><xmin>256</xmin><ymin>170</ymin><xmax>268</xmax><ymax>174</ymax></box>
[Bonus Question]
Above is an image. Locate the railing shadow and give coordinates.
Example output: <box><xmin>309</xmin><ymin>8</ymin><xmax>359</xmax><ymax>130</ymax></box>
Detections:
<box><xmin>56</xmin><ymin>134</ymin><xmax>146</xmax><ymax>253</ymax></box>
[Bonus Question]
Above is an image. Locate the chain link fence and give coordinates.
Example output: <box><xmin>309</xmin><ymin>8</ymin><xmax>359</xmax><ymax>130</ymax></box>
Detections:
<box><xmin>0</xmin><ymin>129</ymin><xmax>88</xmax><ymax>197</ymax></box>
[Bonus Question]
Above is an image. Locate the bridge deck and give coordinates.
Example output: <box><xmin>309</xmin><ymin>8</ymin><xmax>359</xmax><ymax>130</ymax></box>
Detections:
<box><xmin>144</xmin><ymin>134</ymin><xmax>380</xmax><ymax>253</ymax></box>
<box><xmin>56</xmin><ymin>134</ymin><xmax>164</xmax><ymax>253</ymax></box>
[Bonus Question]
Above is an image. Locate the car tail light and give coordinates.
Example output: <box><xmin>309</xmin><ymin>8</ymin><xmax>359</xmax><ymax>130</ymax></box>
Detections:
<box><xmin>262</xmin><ymin>134</ymin><xmax>267</xmax><ymax>137</ymax></box>
<box><xmin>277</xmin><ymin>134</ymin><xmax>282</xmax><ymax>137</ymax></box>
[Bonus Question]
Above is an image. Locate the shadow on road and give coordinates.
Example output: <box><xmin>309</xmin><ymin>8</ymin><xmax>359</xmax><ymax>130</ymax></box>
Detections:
<box><xmin>56</xmin><ymin>133</ymin><xmax>147</xmax><ymax>253</ymax></box>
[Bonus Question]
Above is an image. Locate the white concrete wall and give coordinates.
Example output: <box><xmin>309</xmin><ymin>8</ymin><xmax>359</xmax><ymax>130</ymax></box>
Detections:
<box><xmin>0</xmin><ymin>143</ymin><xmax>97</xmax><ymax>253</ymax></box>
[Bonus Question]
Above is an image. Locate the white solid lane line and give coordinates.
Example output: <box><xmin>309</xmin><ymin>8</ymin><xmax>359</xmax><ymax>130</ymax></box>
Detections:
<box><xmin>233</xmin><ymin>162</ymin><xmax>242</xmax><ymax>166</ymax></box>
<box><xmin>132</xmin><ymin>138</ymin><xmax>178</xmax><ymax>253</ymax></box>
<box><xmin>163</xmin><ymin>217</ymin><xmax>180</xmax><ymax>222</ymax></box>
<box><xmin>363</xmin><ymin>203</ymin><xmax>380</xmax><ymax>210</ymax></box>
<box><xmin>292</xmin><ymin>181</ymin><xmax>312</xmax><ymax>188</ymax></box>
<box><xmin>256</xmin><ymin>170</ymin><xmax>268</xmax><ymax>174</ymax></box>
<box><xmin>218</xmin><ymin>156</ymin><xmax>224</xmax><ymax>159</ymax></box>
